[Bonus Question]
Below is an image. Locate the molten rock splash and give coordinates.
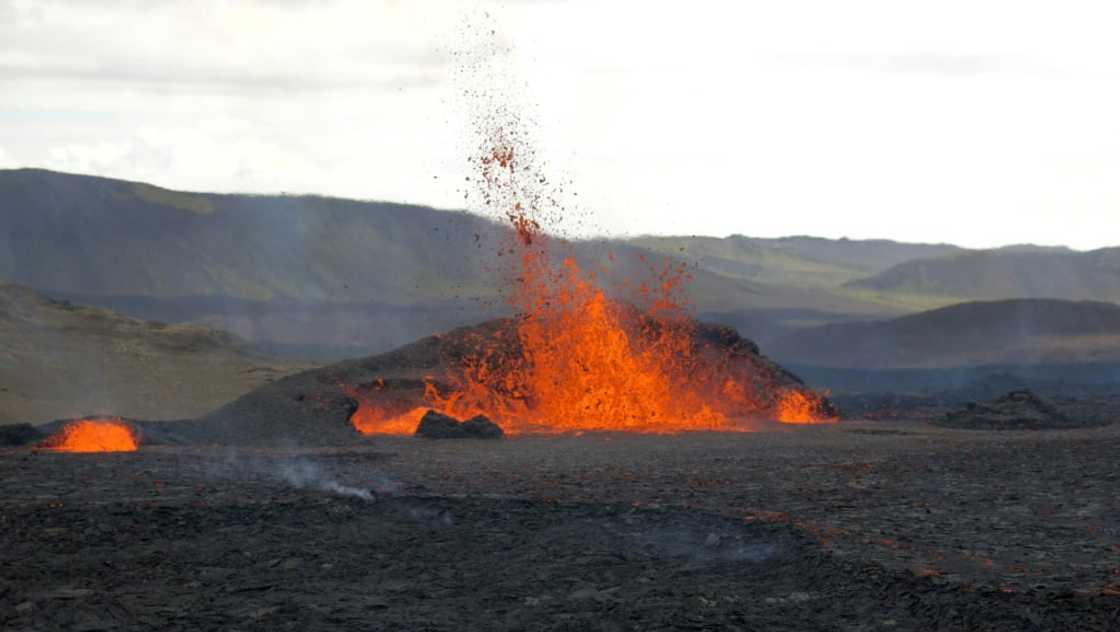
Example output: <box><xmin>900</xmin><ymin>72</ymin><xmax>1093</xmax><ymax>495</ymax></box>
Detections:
<box><xmin>40</xmin><ymin>418</ymin><xmax>140</xmax><ymax>453</ymax></box>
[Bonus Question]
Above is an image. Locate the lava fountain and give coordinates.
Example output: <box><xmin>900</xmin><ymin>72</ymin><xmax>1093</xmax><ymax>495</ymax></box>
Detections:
<box><xmin>40</xmin><ymin>418</ymin><xmax>141</xmax><ymax>453</ymax></box>
<box><xmin>346</xmin><ymin>139</ymin><xmax>835</xmax><ymax>434</ymax></box>
<box><xmin>347</xmin><ymin>65</ymin><xmax>835</xmax><ymax>434</ymax></box>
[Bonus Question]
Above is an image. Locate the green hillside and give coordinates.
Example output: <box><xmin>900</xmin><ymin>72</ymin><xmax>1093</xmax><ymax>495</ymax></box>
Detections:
<box><xmin>0</xmin><ymin>169</ymin><xmax>915</xmax><ymax>356</ymax></box>
<box><xmin>766</xmin><ymin>299</ymin><xmax>1120</xmax><ymax>369</ymax></box>
<box><xmin>6</xmin><ymin>168</ymin><xmax>1115</xmax><ymax>361</ymax></box>
<box><xmin>630</xmin><ymin>234</ymin><xmax>962</xmax><ymax>289</ymax></box>
<box><xmin>0</xmin><ymin>168</ymin><xmax>506</xmax><ymax>304</ymax></box>
<box><xmin>847</xmin><ymin>249</ymin><xmax>1120</xmax><ymax>303</ymax></box>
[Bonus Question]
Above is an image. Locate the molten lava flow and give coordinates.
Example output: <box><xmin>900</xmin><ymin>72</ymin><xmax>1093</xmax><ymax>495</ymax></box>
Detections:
<box><xmin>350</xmin><ymin>401</ymin><xmax>429</xmax><ymax>436</ymax></box>
<box><xmin>774</xmin><ymin>390</ymin><xmax>835</xmax><ymax>425</ymax></box>
<box><xmin>341</xmin><ymin>382</ymin><xmax>429</xmax><ymax>436</ymax></box>
<box><xmin>41</xmin><ymin>419</ymin><xmax>140</xmax><ymax>452</ymax></box>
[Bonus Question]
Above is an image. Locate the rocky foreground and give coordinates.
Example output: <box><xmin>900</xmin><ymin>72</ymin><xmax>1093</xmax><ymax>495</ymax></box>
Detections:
<box><xmin>2</xmin><ymin>422</ymin><xmax>1118</xmax><ymax>630</ymax></box>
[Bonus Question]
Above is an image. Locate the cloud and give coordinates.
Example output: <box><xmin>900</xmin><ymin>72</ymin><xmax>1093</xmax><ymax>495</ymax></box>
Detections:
<box><xmin>0</xmin><ymin>61</ymin><xmax>443</xmax><ymax>94</ymax></box>
<box><xmin>2</xmin><ymin>0</ymin><xmax>1120</xmax><ymax>250</ymax></box>
<box><xmin>0</xmin><ymin>0</ymin><xmax>459</xmax><ymax>95</ymax></box>
<box><xmin>777</xmin><ymin>52</ymin><xmax>1068</xmax><ymax>79</ymax></box>
<box><xmin>0</xmin><ymin>0</ymin><xmax>43</xmax><ymax>25</ymax></box>
<box><xmin>47</xmin><ymin>141</ymin><xmax>139</xmax><ymax>177</ymax></box>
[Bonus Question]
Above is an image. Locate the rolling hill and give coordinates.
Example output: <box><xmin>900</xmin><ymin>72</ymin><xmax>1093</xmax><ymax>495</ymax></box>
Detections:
<box><xmin>766</xmin><ymin>299</ymin><xmax>1120</xmax><ymax>369</ymax></box>
<box><xmin>847</xmin><ymin>248</ymin><xmax>1120</xmax><ymax>303</ymax></box>
<box><xmin>0</xmin><ymin>167</ymin><xmax>506</xmax><ymax>304</ymax></box>
<box><xmin>4</xmin><ymin>168</ymin><xmax>1118</xmax><ymax>364</ymax></box>
<box><xmin>0</xmin><ymin>283</ymin><xmax>308</xmax><ymax>424</ymax></box>
<box><xmin>0</xmin><ymin>169</ymin><xmax>912</xmax><ymax>357</ymax></box>
<box><xmin>631</xmin><ymin>234</ymin><xmax>962</xmax><ymax>289</ymax></box>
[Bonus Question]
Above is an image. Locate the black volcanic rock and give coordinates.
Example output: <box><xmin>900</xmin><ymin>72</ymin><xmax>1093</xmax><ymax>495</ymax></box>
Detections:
<box><xmin>0</xmin><ymin>423</ymin><xmax>43</xmax><ymax>446</ymax></box>
<box><xmin>416</xmin><ymin>411</ymin><xmax>468</xmax><ymax>439</ymax></box>
<box><xmin>938</xmin><ymin>389</ymin><xmax>1098</xmax><ymax>430</ymax></box>
<box><xmin>416</xmin><ymin>411</ymin><xmax>503</xmax><ymax>440</ymax></box>
<box><xmin>461</xmin><ymin>415</ymin><xmax>504</xmax><ymax>439</ymax></box>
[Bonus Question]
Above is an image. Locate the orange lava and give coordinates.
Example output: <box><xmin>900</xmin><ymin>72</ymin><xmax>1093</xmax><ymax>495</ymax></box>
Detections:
<box><xmin>423</xmin><ymin>257</ymin><xmax>753</xmax><ymax>432</ymax></box>
<box><xmin>40</xmin><ymin>419</ymin><xmax>140</xmax><ymax>453</ymax></box>
<box><xmin>348</xmin><ymin>109</ymin><xmax>834</xmax><ymax>435</ymax></box>
<box><xmin>349</xmin><ymin>402</ymin><xmax>428</xmax><ymax>436</ymax></box>
<box><xmin>775</xmin><ymin>390</ymin><xmax>836</xmax><ymax>425</ymax></box>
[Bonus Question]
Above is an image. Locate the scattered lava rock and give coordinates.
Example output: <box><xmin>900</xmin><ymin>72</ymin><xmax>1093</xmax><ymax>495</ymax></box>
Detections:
<box><xmin>461</xmin><ymin>415</ymin><xmax>504</xmax><ymax>439</ymax></box>
<box><xmin>0</xmin><ymin>423</ymin><xmax>42</xmax><ymax>446</ymax></box>
<box><xmin>938</xmin><ymin>389</ymin><xmax>1099</xmax><ymax>430</ymax></box>
<box><xmin>416</xmin><ymin>410</ymin><xmax>465</xmax><ymax>438</ymax></box>
<box><xmin>416</xmin><ymin>410</ymin><xmax>503</xmax><ymax>440</ymax></box>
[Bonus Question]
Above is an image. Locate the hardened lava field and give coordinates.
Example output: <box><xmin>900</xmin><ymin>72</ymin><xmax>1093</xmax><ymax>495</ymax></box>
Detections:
<box><xmin>2</xmin><ymin>424</ymin><xmax>1119</xmax><ymax>631</ymax></box>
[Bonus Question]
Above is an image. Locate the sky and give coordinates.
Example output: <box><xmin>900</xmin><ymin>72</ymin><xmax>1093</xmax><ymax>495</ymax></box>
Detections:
<box><xmin>1</xmin><ymin>0</ymin><xmax>1118</xmax><ymax>250</ymax></box>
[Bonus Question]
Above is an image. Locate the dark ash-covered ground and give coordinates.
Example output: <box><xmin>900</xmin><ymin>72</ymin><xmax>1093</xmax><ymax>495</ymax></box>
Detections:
<box><xmin>3</xmin><ymin>425</ymin><xmax>1120</xmax><ymax>631</ymax></box>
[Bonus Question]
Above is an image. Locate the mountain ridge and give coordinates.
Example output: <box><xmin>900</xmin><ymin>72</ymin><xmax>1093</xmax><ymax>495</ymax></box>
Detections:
<box><xmin>3</xmin><ymin>168</ymin><xmax>1118</xmax><ymax>360</ymax></box>
<box><xmin>847</xmin><ymin>248</ymin><xmax>1120</xmax><ymax>303</ymax></box>
<box><xmin>0</xmin><ymin>168</ymin><xmax>921</xmax><ymax>356</ymax></box>
<box><xmin>766</xmin><ymin>298</ymin><xmax>1120</xmax><ymax>370</ymax></box>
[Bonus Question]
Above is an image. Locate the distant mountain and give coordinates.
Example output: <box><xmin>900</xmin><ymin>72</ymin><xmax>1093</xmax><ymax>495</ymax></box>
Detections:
<box><xmin>0</xmin><ymin>169</ymin><xmax>907</xmax><ymax>357</ymax></box>
<box><xmin>6</xmin><ymin>169</ymin><xmax>1115</xmax><ymax>361</ymax></box>
<box><xmin>766</xmin><ymin>299</ymin><xmax>1120</xmax><ymax>369</ymax></box>
<box><xmin>0</xmin><ymin>168</ymin><xmax>506</xmax><ymax>304</ymax></box>
<box><xmin>629</xmin><ymin>234</ymin><xmax>962</xmax><ymax>289</ymax></box>
<box><xmin>847</xmin><ymin>249</ymin><xmax>1120</xmax><ymax>303</ymax></box>
<box><xmin>0</xmin><ymin>283</ymin><xmax>307</xmax><ymax>423</ymax></box>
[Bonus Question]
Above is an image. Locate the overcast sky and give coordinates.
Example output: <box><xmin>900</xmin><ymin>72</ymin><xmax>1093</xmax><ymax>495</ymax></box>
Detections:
<box><xmin>2</xmin><ymin>0</ymin><xmax>1118</xmax><ymax>249</ymax></box>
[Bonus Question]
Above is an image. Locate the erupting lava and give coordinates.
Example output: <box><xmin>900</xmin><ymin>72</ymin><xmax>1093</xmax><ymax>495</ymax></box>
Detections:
<box><xmin>774</xmin><ymin>390</ymin><xmax>825</xmax><ymax>424</ymax></box>
<box><xmin>348</xmin><ymin>75</ymin><xmax>834</xmax><ymax>435</ymax></box>
<box><xmin>420</xmin><ymin>256</ymin><xmax>760</xmax><ymax>432</ymax></box>
<box><xmin>40</xmin><ymin>418</ymin><xmax>140</xmax><ymax>453</ymax></box>
<box><xmin>348</xmin><ymin>400</ymin><xmax>429</xmax><ymax>436</ymax></box>
<box><xmin>347</xmin><ymin>146</ymin><xmax>834</xmax><ymax>434</ymax></box>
